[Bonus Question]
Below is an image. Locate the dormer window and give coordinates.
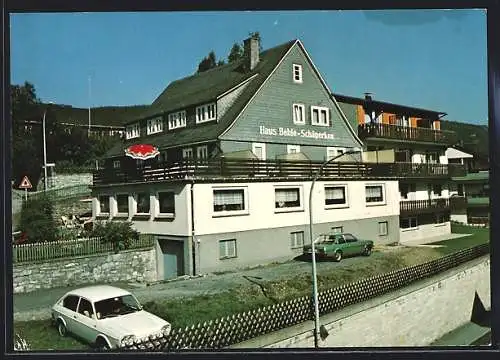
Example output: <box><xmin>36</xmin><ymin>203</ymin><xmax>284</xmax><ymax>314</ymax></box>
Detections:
<box><xmin>125</xmin><ymin>123</ymin><xmax>140</xmax><ymax>139</ymax></box>
<box><xmin>196</xmin><ymin>103</ymin><xmax>216</xmax><ymax>124</ymax></box>
<box><xmin>168</xmin><ymin>110</ymin><xmax>187</xmax><ymax>130</ymax></box>
<box><xmin>293</xmin><ymin>64</ymin><xmax>303</xmax><ymax>83</ymax></box>
<box><xmin>147</xmin><ymin>116</ymin><xmax>163</xmax><ymax>135</ymax></box>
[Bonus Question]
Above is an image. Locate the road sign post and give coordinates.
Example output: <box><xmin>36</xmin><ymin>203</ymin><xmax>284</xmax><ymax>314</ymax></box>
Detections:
<box><xmin>19</xmin><ymin>176</ymin><xmax>33</xmax><ymax>202</ymax></box>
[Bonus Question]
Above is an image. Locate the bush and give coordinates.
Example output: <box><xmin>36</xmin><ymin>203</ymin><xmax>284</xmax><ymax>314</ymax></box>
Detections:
<box><xmin>18</xmin><ymin>194</ymin><xmax>57</xmax><ymax>243</ymax></box>
<box><xmin>90</xmin><ymin>220</ymin><xmax>139</xmax><ymax>251</ymax></box>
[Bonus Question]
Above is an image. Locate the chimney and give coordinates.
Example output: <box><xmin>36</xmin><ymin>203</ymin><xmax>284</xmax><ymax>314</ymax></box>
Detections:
<box><xmin>243</xmin><ymin>35</ymin><xmax>260</xmax><ymax>71</ymax></box>
<box><xmin>364</xmin><ymin>92</ymin><xmax>373</xmax><ymax>101</ymax></box>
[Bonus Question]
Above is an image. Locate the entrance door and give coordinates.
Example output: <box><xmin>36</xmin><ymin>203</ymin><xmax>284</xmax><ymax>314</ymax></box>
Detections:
<box><xmin>159</xmin><ymin>239</ymin><xmax>185</xmax><ymax>280</ymax></box>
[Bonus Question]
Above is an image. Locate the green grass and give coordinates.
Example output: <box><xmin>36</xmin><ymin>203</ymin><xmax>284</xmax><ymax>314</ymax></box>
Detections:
<box><xmin>430</xmin><ymin>224</ymin><xmax>489</xmax><ymax>255</ymax></box>
<box><xmin>14</xmin><ymin>320</ymin><xmax>88</xmax><ymax>351</ymax></box>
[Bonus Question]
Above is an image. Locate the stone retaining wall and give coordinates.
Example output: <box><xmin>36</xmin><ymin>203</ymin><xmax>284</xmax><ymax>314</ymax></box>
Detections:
<box><xmin>13</xmin><ymin>248</ymin><xmax>157</xmax><ymax>294</ymax></box>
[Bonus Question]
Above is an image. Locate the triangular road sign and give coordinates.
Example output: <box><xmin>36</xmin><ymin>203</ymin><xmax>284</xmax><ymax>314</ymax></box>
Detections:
<box><xmin>19</xmin><ymin>176</ymin><xmax>33</xmax><ymax>189</ymax></box>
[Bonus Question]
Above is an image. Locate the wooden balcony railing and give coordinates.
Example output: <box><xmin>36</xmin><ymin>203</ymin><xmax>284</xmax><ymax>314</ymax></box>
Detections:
<box><xmin>400</xmin><ymin>198</ymin><xmax>451</xmax><ymax>215</ymax></box>
<box><xmin>92</xmin><ymin>159</ymin><xmax>466</xmax><ymax>186</ymax></box>
<box><xmin>358</xmin><ymin>123</ymin><xmax>458</xmax><ymax>145</ymax></box>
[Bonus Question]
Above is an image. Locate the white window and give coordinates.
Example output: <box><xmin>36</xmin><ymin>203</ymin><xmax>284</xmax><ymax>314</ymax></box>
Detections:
<box><xmin>287</xmin><ymin>145</ymin><xmax>300</xmax><ymax>154</ymax></box>
<box><xmin>168</xmin><ymin>110</ymin><xmax>187</xmax><ymax>130</ymax></box>
<box><xmin>213</xmin><ymin>188</ymin><xmax>248</xmax><ymax>216</ymax></box>
<box><xmin>326</xmin><ymin>147</ymin><xmax>336</xmax><ymax>161</ymax></box>
<box><xmin>252</xmin><ymin>143</ymin><xmax>266</xmax><ymax>160</ymax></box>
<box><xmin>135</xmin><ymin>193</ymin><xmax>150</xmax><ymax>214</ymax></box>
<box><xmin>113</xmin><ymin>160</ymin><xmax>121</xmax><ymax>169</ymax></box>
<box><xmin>196</xmin><ymin>103</ymin><xmax>216</xmax><ymax>124</ymax></box>
<box><xmin>324</xmin><ymin>185</ymin><xmax>348</xmax><ymax>208</ymax></box>
<box><xmin>293</xmin><ymin>64</ymin><xmax>303</xmax><ymax>83</ymax></box>
<box><xmin>115</xmin><ymin>194</ymin><xmax>129</xmax><ymax>216</ymax></box>
<box><xmin>197</xmin><ymin>145</ymin><xmax>208</xmax><ymax>159</ymax></box>
<box><xmin>219</xmin><ymin>239</ymin><xmax>237</xmax><ymax>259</ymax></box>
<box><xmin>326</xmin><ymin>147</ymin><xmax>346</xmax><ymax>160</ymax></box>
<box><xmin>98</xmin><ymin>195</ymin><xmax>110</xmax><ymax>215</ymax></box>
<box><xmin>146</xmin><ymin>116</ymin><xmax>164</xmax><ymax>135</ymax></box>
<box><xmin>331</xmin><ymin>226</ymin><xmax>343</xmax><ymax>234</ymax></box>
<box><xmin>125</xmin><ymin>123</ymin><xmax>140</xmax><ymax>139</ymax></box>
<box><xmin>290</xmin><ymin>231</ymin><xmax>304</xmax><ymax>248</ymax></box>
<box><xmin>311</xmin><ymin>106</ymin><xmax>329</xmax><ymax>126</ymax></box>
<box><xmin>182</xmin><ymin>148</ymin><xmax>193</xmax><ymax>159</ymax></box>
<box><xmin>401</xmin><ymin>217</ymin><xmax>418</xmax><ymax>229</ymax></box>
<box><xmin>158</xmin><ymin>192</ymin><xmax>175</xmax><ymax>215</ymax></box>
<box><xmin>292</xmin><ymin>103</ymin><xmax>305</xmax><ymax>124</ymax></box>
<box><xmin>275</xmin><ymin>187</ymin><xmax>302</xmax><ymax>211</ymax></box>
<box><xmin>378</xmin><ymin>221</ymin><xmax>388</xmax><ymax>236</ymax></box>
<box><xmin>365</xmin><ymin>184</ymin><xmax>385</xmax><ymax>205</ymax></box>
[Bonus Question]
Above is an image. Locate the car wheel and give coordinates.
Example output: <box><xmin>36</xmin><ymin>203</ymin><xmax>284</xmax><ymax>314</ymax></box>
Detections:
<box><xmin>95</xmin><ymin>338</ymin><xmax>110</xmax><ymax>351</ymax></box>
<box><xmin>57</xmin><ymin>320</ymin><xmax>67</xmax><ymax>337</ymax></box>
<box><xmin>364</xmin><ymin>246</ymin><xmax>372</xmax><ymax>256</ymax></box>
<box><xmin>334</xmin><ymin>251</ymin><xmax>342</xmax><ymax>262</ymax></box>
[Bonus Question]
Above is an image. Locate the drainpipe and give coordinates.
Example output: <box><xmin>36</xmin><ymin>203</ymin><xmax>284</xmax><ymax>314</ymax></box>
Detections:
<box><xmin>190</xmin><ymin>181</ymin><xmax>197</xmax><ymax>276</ymax></box>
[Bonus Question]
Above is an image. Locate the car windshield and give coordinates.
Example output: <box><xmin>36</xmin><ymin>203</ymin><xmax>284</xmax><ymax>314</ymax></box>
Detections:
<box><xmin>94</xmin><ymin>294</ymin><xmax>142</xmax><ymax>319</ymax></box>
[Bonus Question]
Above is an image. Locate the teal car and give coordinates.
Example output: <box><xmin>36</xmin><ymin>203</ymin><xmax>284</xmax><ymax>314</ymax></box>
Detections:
<box><xmin>302</xmin><ymin>233</ymin><xmax>374</xmax><ymax>262</ymax></box>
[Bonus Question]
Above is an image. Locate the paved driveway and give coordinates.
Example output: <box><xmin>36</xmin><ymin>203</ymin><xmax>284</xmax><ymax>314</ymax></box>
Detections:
<box><xmin>13</xmin><ymin>251</ymin><xmax>389</xmax><ymax>322</ymax></box>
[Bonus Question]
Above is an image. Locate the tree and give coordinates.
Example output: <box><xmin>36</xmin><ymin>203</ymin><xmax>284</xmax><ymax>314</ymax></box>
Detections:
<box><xmin>18</xmin><ymin>194</ymin><xmax>57</xmax><ymax>243</ymax></box>
<box><xmin>228</xmin><ymin>43</ymin><xmax>244</xmax><ymax>63</ymax></box>
<box><xmin>197</xmin><ymin>50</ymin><xmax>217</xmax><ymax>73</ymax></box>
<box><xmin>11</xmin><ymin>82</ymin><xmax>43</xmax><ymax>190</ymax></box>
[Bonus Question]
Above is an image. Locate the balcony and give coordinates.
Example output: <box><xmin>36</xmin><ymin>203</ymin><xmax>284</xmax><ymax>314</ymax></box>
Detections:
<box><xmin>400</xmin><ymin>198</ymin><xmax>451</xmax><ymax>215</ymax></box>
<box><xmin>92</xmin><ymin>159</ymin><xmax>466</xmax><ymax>186</ymax></box>
<box><xmin>358</xmin><ymin>123</ymin><xmax>458</xmax><ymax>145</ymax></box>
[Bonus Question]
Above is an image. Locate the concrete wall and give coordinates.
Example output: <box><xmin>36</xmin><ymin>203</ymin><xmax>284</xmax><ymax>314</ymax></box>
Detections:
<box><xmin>400</xmin><ymin>222</ymin><xmax>451</xmax><ymax>243</ymax></box>
<box><xmin>13</xmin><ymin>248</ymin><xmax>157</xmax><ymax>294</ymax></box>
<box><xmin>230</xmin><ymin>256</ymin><xmax>490</xmax><ymax>348</ymax></box>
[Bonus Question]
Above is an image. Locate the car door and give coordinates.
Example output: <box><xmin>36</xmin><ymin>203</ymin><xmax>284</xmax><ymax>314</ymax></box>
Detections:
<box><xmin>73</xmin><ymin>297</ymin><xmax>100</xmax><ymax>344</ymax></box>
<box><xmin>59</xmin><ymin>295</ymin><xmax>81</xmax><ymax>333</ymax></box>
<box><xmin>344</xmin><ymin>234</ymin><xmax>363</xmax><ymax>255</ymax></box>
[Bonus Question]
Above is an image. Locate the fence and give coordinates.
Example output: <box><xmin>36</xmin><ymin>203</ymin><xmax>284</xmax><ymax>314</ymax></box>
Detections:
<box><xmin>13</xmin><ymin>235</ymin><xmax>155</xmax><ymax>264</ymax></box>
<box><xmin>22</xmin><ymin>184</ymin><xmax>91</xmax><ymax>202</ymax></box>
<box><xmin>119</xmin><ymin>242</ymin><xmax>489</xmax><ymax>351</ymax></box>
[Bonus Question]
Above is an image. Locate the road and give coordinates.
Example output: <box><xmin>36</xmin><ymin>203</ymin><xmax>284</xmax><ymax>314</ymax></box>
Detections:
<box><xmin>13</xmin><ymin>250</ymin><xmax>392</xmax><ymax>322</ymax></box>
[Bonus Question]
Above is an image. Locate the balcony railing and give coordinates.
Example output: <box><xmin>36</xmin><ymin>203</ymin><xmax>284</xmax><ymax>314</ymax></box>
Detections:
<box><xmin>400</xmin><ymin>198</ymin><xmax>451</xmax><ymax>215</ymax></box>
<box><xmin>92</xmin><ymin>159</ymin><xmax>466</xmax><ymax>186</ymax></box>
<box><xmin>358</xmin><ymin>123</ymin><xmax>458</xmax><ymax>145</ymax></box>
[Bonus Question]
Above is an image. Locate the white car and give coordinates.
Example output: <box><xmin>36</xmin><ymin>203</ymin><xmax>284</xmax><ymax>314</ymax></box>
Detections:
<box><xmin>51</xmin><ymin>285</ymin><xmax>171</xmax><ymax>350</ymax></box>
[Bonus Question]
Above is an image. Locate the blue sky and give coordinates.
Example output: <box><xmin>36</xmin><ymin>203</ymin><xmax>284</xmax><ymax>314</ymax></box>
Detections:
<box><xmin>10</xmin><ymin>10</ymin><xmax>487</xmax><ymax>124</ymax></box>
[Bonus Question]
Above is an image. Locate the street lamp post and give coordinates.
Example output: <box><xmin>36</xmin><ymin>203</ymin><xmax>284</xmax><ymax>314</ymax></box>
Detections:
<box><xmin>42</xmin><ymin>102</ymin><xmax>53</xmax><ymax>191</ymax></box>
<box><xmin>42</xmin><ymin>109</ymin><xmax>48</xmax><ymax>191</ymax></box>
<box><xmin>308</xmin><ymin>149</ymin><xmax>362</xmax><ymax>348</ymax></box>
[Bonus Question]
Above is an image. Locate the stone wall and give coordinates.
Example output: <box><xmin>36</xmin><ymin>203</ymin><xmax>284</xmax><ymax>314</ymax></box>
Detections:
<box><xmin>13</xmin><ymin>248</ymin><xmax>157</xmax><ymax>294</ymax></box>
<box><xmin>53</xmin><ymin>199</ymin><xmax>92</xmax><ymax>222</ymax></box>
<box><xmin>231</xmin><ymin>256</ymin><xmax>490</xmax><ymax>348</ymax></box>
<box><xmin>37</xmin><ymin>173</ymin><xmax>93</xmax><ymax>190</ymax></box>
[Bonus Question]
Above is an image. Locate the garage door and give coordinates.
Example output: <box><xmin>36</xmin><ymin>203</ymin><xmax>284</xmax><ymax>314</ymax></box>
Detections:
<box><xmin>158</xmin><ymin>239</ymin><xmax>184</xmax><ymax>280</ymax></box>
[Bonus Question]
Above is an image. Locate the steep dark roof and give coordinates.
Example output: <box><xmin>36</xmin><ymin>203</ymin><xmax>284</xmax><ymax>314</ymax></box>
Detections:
<box><xmin>105</xmin><ymin>40</ymin><xmax>296</xmax><ymax>158</ymax></box>
<box><xmin>333</xmin><ymin>93</ymin><xmax>447</xmax><ymax>119</ymax></box>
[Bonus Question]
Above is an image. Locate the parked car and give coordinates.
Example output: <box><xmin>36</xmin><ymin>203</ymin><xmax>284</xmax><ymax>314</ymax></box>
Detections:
<box><xmin>302</xmin><ymin>233</ymin><xmax>374</xmax><ymax>262</ymax></box>
<box><xmin>51</xmin><ymin>285</ymin><xmax>171</xmax><ymax>350</ymax></box>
